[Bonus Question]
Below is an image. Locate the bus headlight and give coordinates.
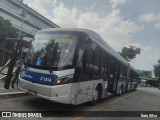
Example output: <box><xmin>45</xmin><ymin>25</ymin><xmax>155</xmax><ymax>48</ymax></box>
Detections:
<box><xmin>54</xmin><ymin>75</ymin><xmax>74</xmax><ymax>85</ymax></box>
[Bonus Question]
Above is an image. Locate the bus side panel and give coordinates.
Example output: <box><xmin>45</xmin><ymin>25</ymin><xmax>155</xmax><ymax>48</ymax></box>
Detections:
<box><xmin>49</xmin><ymin>84</ymin><xmax>73</xmax><ymax>104</ymax></box>
<box><xmin>70</xmin><ymin>83</ymin><xmax>79</xmax><ymax>105</ymax></box>
<box><xmin>116</xmin><ymin>81</ymin><xmax>126</xmax><ymax>93</ymax></box>
<box><xmin>127</xmin><ymin>81</ymin><xmax>132</xmax><ymax>90</ymax></box>
<box><xmin>75</xmin><ymin>81</ymin><xmax>94</xmax><ymax>105</ymax></box>
<box><xmin>101</xmin><ymin>80</ymin><xmax>110</xmax><ymax>98</ymax></box>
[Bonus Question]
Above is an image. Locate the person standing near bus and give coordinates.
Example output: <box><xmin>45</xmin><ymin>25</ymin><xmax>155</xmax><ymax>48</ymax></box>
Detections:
<box><xmin>11</xmin><ymin>58</ymin><xmax>24</xmax><ymax>89</ymax></box>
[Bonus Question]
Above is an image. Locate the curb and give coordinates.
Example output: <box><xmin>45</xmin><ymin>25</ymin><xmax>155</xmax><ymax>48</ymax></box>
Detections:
<box><xmin>0</xmin><ymin>91</ymin><xmax>28</xmax><ymax>99</ymax></box>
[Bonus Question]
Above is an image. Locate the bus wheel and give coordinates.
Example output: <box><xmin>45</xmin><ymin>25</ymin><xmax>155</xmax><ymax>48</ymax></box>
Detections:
<box><xmin>89</xmin><ymin>85</ymin><xmax>101</xmax><ymax>105</ymax></box>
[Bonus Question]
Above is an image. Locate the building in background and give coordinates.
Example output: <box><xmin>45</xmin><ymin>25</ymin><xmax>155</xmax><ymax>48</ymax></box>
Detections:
<box><xmin>0</xmin><ymin>0</ymin><xmax>59</xmax><ymax>37</ymax></box>
<box><xmin>0</xmin><ymin>0</ymin><xmax>60</xmax><ymax>66</ymax></box>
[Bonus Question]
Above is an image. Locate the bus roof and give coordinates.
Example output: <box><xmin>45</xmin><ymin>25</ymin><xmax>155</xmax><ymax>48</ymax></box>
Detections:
<box><xmin>40</xmin><ymin>28</ymin><xmax>136</xmax><ymax>72</ymax></box>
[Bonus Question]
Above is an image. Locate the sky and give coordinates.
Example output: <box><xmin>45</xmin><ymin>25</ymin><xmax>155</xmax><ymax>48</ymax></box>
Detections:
<box><xmin>23</xmin><ymin>0</ymin><xmax>160</xmax><ymax>71</ymax></box>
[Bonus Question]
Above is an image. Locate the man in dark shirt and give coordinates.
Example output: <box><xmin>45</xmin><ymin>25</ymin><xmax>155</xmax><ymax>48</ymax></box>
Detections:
<box><xmin>11</xmin><ymin>58</ymin><xmax>24</xmax><ymax>89</ymax></box>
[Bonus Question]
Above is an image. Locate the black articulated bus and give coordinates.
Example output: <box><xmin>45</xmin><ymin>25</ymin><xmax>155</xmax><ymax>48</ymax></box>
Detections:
<box><xmin>19</xmin><ymin>28</ymin><xmax>139</xmax><ymax>105</ymax></box>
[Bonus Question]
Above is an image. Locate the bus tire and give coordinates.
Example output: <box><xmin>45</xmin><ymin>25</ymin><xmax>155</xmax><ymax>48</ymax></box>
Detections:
<box><xmin>89</xmin><ymin>85</ymin><xmax>102</xmax><ymax>105</ymax></box>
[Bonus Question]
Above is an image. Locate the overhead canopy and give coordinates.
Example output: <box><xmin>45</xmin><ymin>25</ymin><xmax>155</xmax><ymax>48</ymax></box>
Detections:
<box><xmin>140</xmin><ymin>76</ymin><xmax>158</xmax><ymax>81</ymax></box>
<box><xmin>0</xmin><ymin>46</ymin><xmax>11</xmax><ymax>53</ymax></box>
<box><xmin>5</xmin><ymin>38</ymin><xmax>31</xmax><ymax>48</ymax></box>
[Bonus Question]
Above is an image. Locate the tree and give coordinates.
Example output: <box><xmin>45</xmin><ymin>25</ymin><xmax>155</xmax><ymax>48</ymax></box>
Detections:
<box><xmin>154</xmin><ymin>60</ymin><xmax>160</xmax><ymax>80</ymax></box>
<box><xmin>137</xmin><ymin>70</ymin><xmax>152</xmax><ymax>78</ymax></box>
<box><xmin>0</xmin><ymin>16</ymin><xmax>17</xmax><ymax>43</ymax></box>
<box><xmin>119</xmin><ymin>46</ymin><xmax>141</xmax><ymax>62</ymax></box>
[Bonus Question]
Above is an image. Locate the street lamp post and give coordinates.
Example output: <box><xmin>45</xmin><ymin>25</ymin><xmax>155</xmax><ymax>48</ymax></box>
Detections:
<box><xmin>18</xmin><ymin>4</ymin><xmax>27</xmax><ymax>39</ymax></box>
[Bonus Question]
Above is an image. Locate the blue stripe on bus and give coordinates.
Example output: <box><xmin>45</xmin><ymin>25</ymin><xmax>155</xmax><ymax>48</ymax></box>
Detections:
<box><xmin>20</xmin><ymin>69</ymin><xmax>58</xmax><ymax>86</ymax></box>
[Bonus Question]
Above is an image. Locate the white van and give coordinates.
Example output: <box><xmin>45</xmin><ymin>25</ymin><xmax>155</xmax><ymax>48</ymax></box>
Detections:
<box><xmin>140</xmin><ymin>79</ymin><xmax>147</xmax><ymax>87</ymax></box>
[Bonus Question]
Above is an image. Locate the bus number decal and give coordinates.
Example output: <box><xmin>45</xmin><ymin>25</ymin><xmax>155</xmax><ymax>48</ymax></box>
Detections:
<box><xmin>40</xmin><ymin>77</ymin><xmax>52</xmax><ymax>82</ymax></box>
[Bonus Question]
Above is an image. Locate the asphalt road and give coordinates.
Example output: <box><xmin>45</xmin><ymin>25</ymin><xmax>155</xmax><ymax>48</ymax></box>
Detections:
<box><xmin>0</xmin><ymin>86</ymin><xmax>160</xmax><ymax>120</ymax></box>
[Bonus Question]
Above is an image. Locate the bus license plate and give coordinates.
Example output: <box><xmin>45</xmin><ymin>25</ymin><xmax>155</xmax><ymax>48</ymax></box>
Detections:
<box><xmin>28</xmin><ymin>89</ymin><xmax>37</xmax><ymax>96</ymax></box>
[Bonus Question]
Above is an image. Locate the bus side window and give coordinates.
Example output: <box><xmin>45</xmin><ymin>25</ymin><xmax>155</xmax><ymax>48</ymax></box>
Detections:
<box><xmin>101</xmin><ymin>51</ymin><xmax>109</xmax><ymax>80</ymax></box>
<box><xmin>119</xmin><ymin>63</ymin><xmax>123</xmax><ymax>81</ymax></box>
<box><xmin>117</xmin><ymin>61</ymin><xmax>121</xmax><ymax>81</ymax></box>
<box><xmin>123</xmin><ymin>66</ymin><xmax>127</xmax><ymax>81</ymax></box>
<box><xmin>110</xmin><ymin>56</ymin><xmax>115</xmax><ymax>80</ymax></box>
<box><xmin>93</xmin><ymin>45</ymin><xmax>101</xmax><ymax>79</ymax></box>
<box><xmin>78</xmin><ymin>40</ymin><xmax>94</xmax><ymax>81</ymax></box>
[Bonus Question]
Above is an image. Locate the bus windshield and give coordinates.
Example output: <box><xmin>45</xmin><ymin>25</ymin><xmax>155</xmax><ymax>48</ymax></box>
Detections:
<box><xmin>25</xmin><ymin>31</ymin><xmax>77</xmax><ymax>70</ymax></box>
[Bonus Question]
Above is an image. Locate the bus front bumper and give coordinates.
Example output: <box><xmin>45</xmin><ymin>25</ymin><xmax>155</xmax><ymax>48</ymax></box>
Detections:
<box><xmin>19</xmin><ymin>78</ymin><xmax>72</xmax><ymax>104</ymax></box>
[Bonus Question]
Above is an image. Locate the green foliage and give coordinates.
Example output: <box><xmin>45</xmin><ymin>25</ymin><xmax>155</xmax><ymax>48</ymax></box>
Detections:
<box><xmin>0</xmin><ymin>16</ymin><xmax>17</xmax><ymax>43</ymax></box>
<box><xmin>154</xmin><ymin>60</ymin><xmax>160</xmax><ymax>80</ymax></box>
<box><xmin>120</xmin><ymin>46</ymin><xmax>141</xmax><ymax>62</ymax></box>
<box><xmin>137</xmin><ymin>70</ymin><xmax>152</xmax><ymax>78</ymax></box>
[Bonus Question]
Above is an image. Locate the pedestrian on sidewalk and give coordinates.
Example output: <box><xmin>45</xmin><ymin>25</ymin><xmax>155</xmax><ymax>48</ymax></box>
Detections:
<box><xmin>11</xmin><ymin>57</ymin><xmax>24</xmax><ymax>89</ymax></box>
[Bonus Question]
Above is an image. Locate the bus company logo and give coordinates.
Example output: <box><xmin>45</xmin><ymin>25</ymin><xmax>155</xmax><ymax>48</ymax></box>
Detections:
<box><xmin>21</xmin><ymin>71</ymin><xmax>33</xmax><ymax>79</ymax></box>
<box><xmin>21</xmin><ymin>71</ymin><xmax>26</xmax><ymax>78</ymax></box>
<box><xmin>2</xmin><ymin>112</ymin><xmax>11</xmax><ymax>117</ymax></box>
